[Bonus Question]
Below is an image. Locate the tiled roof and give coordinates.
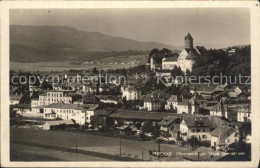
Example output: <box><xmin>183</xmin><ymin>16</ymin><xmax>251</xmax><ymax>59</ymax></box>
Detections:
<box><xmin>210</xmin><ymin>126</ymin><xmax>238</xmax><ymax>145</ymax></box>
<box><xmin>158</xmin><ymin>116</ymin><xmax>179</xmax><ymax>126</ymax></box>
<box><xmin>167</xmin><ymin>95</ymin><xmax>179</xmax><ymax>102</ymax></box>
<box><xmin>44</xmin><ymin>120</ymin><xmax>74</xmax><ymax>126</ymax></box>
<box><xmin>185</xmin><ymin>33</ymin><xmax>193</xmax><ymax>40</ymax></box>
<box><xmin>10</xmin><ymin>94</ymin><xmax>23</xmax><ymax>101</ymax></box>
<box><xmin>109</xmin><ymin>110</ymin><xmax>178</xmax><ymax>121</ymax></box>
<box><xmin>162</xmin><ymin>57</ymin><xmax>178</xmax><ymax>62</ymax></box>
<box><xmin>44</xmin><ymin>103</ymin><xmax>98</xmax><ymax>111</ymax></box>
<box><xmin>10</xmin><ymin>104</ymin><xmax>31</xmax><ymax>109</ymax></box>
<box><xmin>214</xmin><ymin>84</ymin><xmax>227</xmax><ymax>91</ymax></box>
<box><xmin>182</xmin><ymin>114</ymin><xmax>211</xmax><ymax>127</ymax></box>
<box><xmin>143</xmin><ymin>96</ymin><xmax>160</xmax><ymax>102</ymax></box>
<box><xmin>178</xmin><ymin>99</ymin><xmax>190</xmax><ymax>106</ymax></box>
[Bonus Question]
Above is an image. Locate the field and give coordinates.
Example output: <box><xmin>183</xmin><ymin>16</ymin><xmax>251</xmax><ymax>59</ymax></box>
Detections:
<box><xmin>10</xmin><ymin>127</ymin><xmax>192</xmax><ymax>161</ymax></box>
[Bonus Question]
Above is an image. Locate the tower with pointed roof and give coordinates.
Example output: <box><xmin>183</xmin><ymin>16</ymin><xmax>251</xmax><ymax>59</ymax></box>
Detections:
<box><xmin>184</xmin><ymin>33</ymin><xmax>193</xmax><ymax>49</ymax></box>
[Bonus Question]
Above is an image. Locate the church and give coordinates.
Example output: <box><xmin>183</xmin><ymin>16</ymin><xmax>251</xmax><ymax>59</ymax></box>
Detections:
<box><xmin>150</xmin><ymin>33</ymin><xmax>206</xmax><ymax>73</ymax></box>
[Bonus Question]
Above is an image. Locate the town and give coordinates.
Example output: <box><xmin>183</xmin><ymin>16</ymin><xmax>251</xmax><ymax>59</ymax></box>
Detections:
<box><xmin>10</xmin><ymin>33</ymin><xmax>251</xmax><ymax>161</ymax></box>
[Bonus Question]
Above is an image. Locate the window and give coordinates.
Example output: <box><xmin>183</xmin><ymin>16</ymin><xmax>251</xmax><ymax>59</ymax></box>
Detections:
<box><xmin>202</xmin><ymin>135</ymin><xmax>207</xmax><ymax>139</ymax></box>
<box><xmin>203</xmin><ymin>129</ymin><xmax>205</xmax><ymax>132</ymax></box>
<box><xmin>197</xmin><ymin>129</ymin><xmax>200</xmax><ymax>132</ymax></box>
<box><xmin>192</xmin><ymin>129</ymin><xmax>195</xmax><ymax>132</ymax></box>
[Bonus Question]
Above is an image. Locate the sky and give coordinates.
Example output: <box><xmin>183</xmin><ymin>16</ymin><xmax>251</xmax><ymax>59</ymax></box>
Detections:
<box><xmin>10</xmin><ymin>8</ymin><xmax>250</xmax><ymax>48</ymax></box>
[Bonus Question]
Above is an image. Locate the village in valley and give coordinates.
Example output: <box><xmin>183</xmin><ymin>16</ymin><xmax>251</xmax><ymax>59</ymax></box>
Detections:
<box><xmin>10</xmin><ymin>33</ymin><xmax>251</xmax><ymax>161</ymax></box>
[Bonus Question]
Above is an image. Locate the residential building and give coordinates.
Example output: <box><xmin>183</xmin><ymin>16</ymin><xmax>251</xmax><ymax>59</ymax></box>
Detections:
<box><xmin>38</xmin><ymin>90</ymin><xmax>73</xmax><ymax>106</ymax></box>
<box><xmin>121</xmin><ymin>84</ymin><xmax>141</xmax><ymax>101</ymax></box>
<box><xmin>10</xmin><ymin>94</ymin><xmax>23</xmax><ymax>105</ymax></box>
<box><xmin>180</xmin><ymin>114</ymin><xmax>211</xmax><ymax>141</ymax></box>
<box><xmin>210</xmin><ymin>126</ymin><xmax>239</xmax><ymax>150</ymax></box>
<box><xmin>162</xmin><ymin>57</ymin><xmax>178</xmax><ymax>70</ymax></box>
<box><xmin>158</xmin><ymin>116</ymin><xmax>181</xmax><ymax>138</ymax></box>
<box><xmin>237</xmin><ymin>107</ymin><xmax>251</xmax><ymax>122</ymax></box>
<box><xmin>176</xmin><ymin>100</ymin><xmax>191</xmax><ymax>114</ymax></box>
<box><xmin>43</xmin><ymin>103</ymin><xmax>98</xmax><ymax>125</ymax></box>
<box><xmin>165</xmin><ymin>95</ymin><xmax>179</xmax><ymax>110</ymax></box>
<box><xmin>143</xmin><ymin>96</ymin><xmax>162</xmax><ymax>111</ymax></box>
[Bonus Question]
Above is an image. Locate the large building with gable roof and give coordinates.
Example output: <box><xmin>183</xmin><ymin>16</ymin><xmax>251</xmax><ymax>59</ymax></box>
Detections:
<box><xmin>150</xmin><ymin>33</ymin><xmax>207</xmax><ymax>73</ymax></box>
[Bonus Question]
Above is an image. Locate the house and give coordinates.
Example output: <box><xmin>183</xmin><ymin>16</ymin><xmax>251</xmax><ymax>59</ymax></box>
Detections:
<box><xmin>43</xmin><ymin>103</ymin><xmax>98</xmax><ymax>125</ymax></box>
<box><xmin>210</xmin><ymin>126</ymin><xmax>239</xmax><ymax>150</ymax></box>
<box><xmin>214</xmin><ymin>84</ymin><xmax>228</xmax><ymax>92</ymax></box>
<box><xmin>121</xmin><ymin>84</ymin><xmax>141</xmax><ymax>101</ymax></box>
<box><xmin>179</xmin><ymin>114</ymin><xmax>211</xmax><ymax>141</ymax></box>
<box><xmin>38</xmin><ymin>90</ymin><xmax>73</xmax><ymax>106</ymax></box>
<box><xmin>176</xmin><ymin>100</ymin><xmax>191</xmax><ymax>114</ymax></box>
<box><xmin>43</xmin><ymin>120</ymin><xmax>74</xmax><ymax>130</ymax></box>
<box><xmin>209</xmin><ymin>102</ymin><xmax>226</xmax><ymax>117</ymax></box>
<box><xmin>237</xmin><ymin>107</ymin><xmax>251</xmax><ymax>122</ymax></box>
<box><xmin>162</xmin><ymin>57</ymin><xmax>178</xmax><ymax>70</ymax></box>
<box><xmin>143</xmin><ymin>95</ymin><xmax>162</xmax><ymax>111</ymax></box>
<box><xmin>96</xmin><ymin>95</ymin><xmax>120</xmax><ymax>104</ymax></box>
<box><xmin>11</xmin><ymin>104</ymin><xmax>31</xmax><ymax>114</ymax></box>
<box><xmin>10</xmin><ymin>94</ymin><xmax>23</xmax><ymax>105</ymax></box>
<box><xmin>165</xmin><ymin>95</ymin><xmax>179</xmax><ymax>110</ymax></box>
<box><xmin>158</xmin><ymin>116</ymin><xmax>181</xmax><ymax>138</ymax></box>
<box><xmin>91</xmin><ymin>109</ymin><xmax>116</xmax><ymax>129</ymax></box>
<box><xmin>150</xmin><ymin>33</ymin><xmax>207</xmax><ymax>73</ymax></box>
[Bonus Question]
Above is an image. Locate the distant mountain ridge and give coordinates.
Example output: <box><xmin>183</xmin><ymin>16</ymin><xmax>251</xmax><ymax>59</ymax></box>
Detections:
<box><xmin>10</xmin><ymin>25</ymin><xmax>177</xmax><ymax>63</ymax></box>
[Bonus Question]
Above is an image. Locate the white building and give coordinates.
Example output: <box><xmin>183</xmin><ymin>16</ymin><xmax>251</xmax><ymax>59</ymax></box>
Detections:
<box><xmin>180</xmin><ymin>115</ymin><xmax>211</xmax><ymax>141</ymax></box>
<box><xmin>150</xmin><ymin>33</ymin><xmax>206</xmax><ymax>73</ymax></box>
<box><xmin>210</xmin><ymin>126</ymin><xmax>239</xmax><ymax>150</ymax></box>
<box><xmin>37</xmin><ymin>90</ymin><xmax>73</xmax><ymax>106</ymax></box>
<box><xmin>162</xmin><ymin>57</ymin><xmax>178</xmax><ymax>70</ymax></box>
<box><xmin>121</xmin><ymin>84</ymin><xmax>141</xmax><ymax>101</ymax></box>
<box><xmin>237</xmin><ymin>108</ymin><xmax>251</xmax><ymax>122</ymax></box>
<box><xmin>10</xmin><ymin>94</ymin><xmax>23</xmax><ymax>105</ymax></box>
<box><xmin>176</xmin><ymin>100</ymin><xmax>190</xmax><ymax>114</ymax></box>
<box><xmin>165</xmin><ymin>95</ymin><xmax>179</xmax><ymax>110</ymax></box>
<box><xmin>43</xmin><ymin>103</ymin><xmax>98</xmax><ymax>125</ymax></box>
<box><xmin>143</xmin><ymin>96</ymin><xmax>162</xmax><ymax>111</ymax></box>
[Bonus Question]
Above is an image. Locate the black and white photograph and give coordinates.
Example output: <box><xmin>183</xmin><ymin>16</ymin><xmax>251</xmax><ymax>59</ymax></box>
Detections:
<box><xmin>1</xmin><ymin>1</ymin><xmax>260</xmax><ymax>167</ymax></box>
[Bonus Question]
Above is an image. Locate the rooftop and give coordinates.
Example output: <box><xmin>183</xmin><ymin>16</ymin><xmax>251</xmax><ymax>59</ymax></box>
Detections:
<box><xmin>109</xmin><ymin>110</ymin><xmax>178</xmax><ymax>121</ymax></box>
<box><xmin>44</xmin><ymin>103</ymin><xmax>98</xmax><ymax>111</ymax></box>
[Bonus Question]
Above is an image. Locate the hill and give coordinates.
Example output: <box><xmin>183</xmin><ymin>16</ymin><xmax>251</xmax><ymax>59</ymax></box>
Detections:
<box><xmin>10</xmin><ymin>25</ymin><xmax>176</xmax><ymax>63</ymax></box>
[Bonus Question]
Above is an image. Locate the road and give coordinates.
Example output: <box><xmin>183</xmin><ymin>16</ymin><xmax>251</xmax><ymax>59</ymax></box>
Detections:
<box><xmin>10</xmin><ymin>127</ymin><xmax>192</xmax><ymax>161</ymax></box>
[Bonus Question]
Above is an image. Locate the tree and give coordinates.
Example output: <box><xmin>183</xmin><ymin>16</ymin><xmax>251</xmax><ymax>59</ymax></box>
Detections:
<box><xmin>188</xmin><ymin>136</ymin><xmax>200</xmax><ymax>150</ymax></box>
<box><xmin>92</xmin><ymin>67</ymin><xmax>98</xmax><ymax>74</ymax></box>
<box><xmin>148</xmin><ymin>48</ymin><xmax>160</xmax><ymax>63</ymax></box>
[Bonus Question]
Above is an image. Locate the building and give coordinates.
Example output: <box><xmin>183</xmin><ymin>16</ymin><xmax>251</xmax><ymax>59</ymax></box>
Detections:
<box><xmin>121</xmin><ymin>84</ymin><xmax>141</xmax><ymax>101</ymax></box>
<box><xmin>10</xmin><ymin>94</ymin><xmax>23</xmax><ymax>105</ymax></box>
<box><xmin>43</xmin><ymin>120</ymin><xmax>75</xmax><ymax>130</ymax></box>
<box><xmin>158</xmin><ymin>116</ymin><xmax>181</xmax><ymax>138</ymax></box>
<box><xmin>38</xmin><ymin>90</ymin><xmax>73</xmax><ymax>106</ymax></box>
<box><xmin>176</xmin><ymin>100</ymin><xmax>191</xmax><ymax>114</ymax></box>
<box><xmin>209</xmin><ymin>102</ymin><xmax>227</xmax><ymax>117</ymax></box>
<box><xmin>162</xmin><ymin>57</ymin><xmax>178</xmax><ymax>70</ymax></box>
<box><xmin>210</xmin><ymin>126</ymin><xmax>239</xmax><ymax>150</ymax></box>
<box><xmin>143</xmin><ymin>96</ymin><xmax>162</xmax><ymax>111</ymax></box>
<box><xmin>43</xmin><ymin>103</ymin><xmax>98</xmax><ymax>125</ymax></box>
<box><xmin>180</xmin><ymin>114</ymin><xmax>211</xmax><ymax>141</ymax></box>
<box><xmin>237</xmin><ymin>107</ymin><xmax>251</xmax><ymax>122</ymax></box>
<box><xmin>165</xmin><ymin>95</ymin><xmax>179</xmax><ymax>110</ymax></box>
<box><xmin>149</xmin><ymin>33</ymin><xmax>207</xmax><ymax>73</ymax></box>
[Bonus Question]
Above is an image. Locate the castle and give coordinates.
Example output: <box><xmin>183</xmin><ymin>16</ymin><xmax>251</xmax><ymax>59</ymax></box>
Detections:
<box><xmin>150</xmin><ymin>33</ymin><xmax>206</xmax><ymax>73</ymax></box>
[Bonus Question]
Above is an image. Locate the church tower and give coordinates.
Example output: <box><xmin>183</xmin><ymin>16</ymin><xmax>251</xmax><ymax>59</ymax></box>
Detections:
<box><xmin>184</xmin><ymin>33</ymin><xmax>193</xmax><ymax>49</ymax></box>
